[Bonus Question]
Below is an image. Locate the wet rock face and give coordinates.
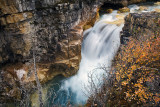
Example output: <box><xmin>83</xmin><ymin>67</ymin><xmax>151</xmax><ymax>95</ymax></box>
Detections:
<box><xmin>0</xmin><ymin>1</ymin><xmax>99</xmax><ymax>99</ymax></box>
<box><xmin>0</xmin><ymin>0</ymin><xmax>100</xmax><ymax>92</ymax></box>
<box><xmin>0</xmin><ymin>0</ymin><xmax>98</xmax><ymax>65</ymax></box>
<box><xmin>121</xmin><ymin>12</ymin><xmax>160</xmax><ymax>43</ymax></box>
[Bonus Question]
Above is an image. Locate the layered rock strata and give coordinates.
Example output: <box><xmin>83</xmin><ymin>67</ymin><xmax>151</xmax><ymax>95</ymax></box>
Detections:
<box><xmin>121</xmin><ymin>12</ymin><xmax>160</xmax><ymax>43</ymax></box>
<box><xmin>0</xmin><ymin>0</ymin><xmax>100</xmax><ymax>101</ymax></box>
<box><xmin>0</xmin><ymin>0</ymin><xmax>100</xmax><ymax>82</ymax></box>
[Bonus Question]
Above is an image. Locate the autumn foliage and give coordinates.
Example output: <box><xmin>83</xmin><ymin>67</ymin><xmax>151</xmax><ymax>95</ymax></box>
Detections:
<box><xmin>87</xmin><ymin>33</ymin><xmax>160</xmax><ymax>106</ymax></box>
<box><xmin>114</xmin><ymin>33</ymin><xmax>160</xmax><ymax>105</ymax></box>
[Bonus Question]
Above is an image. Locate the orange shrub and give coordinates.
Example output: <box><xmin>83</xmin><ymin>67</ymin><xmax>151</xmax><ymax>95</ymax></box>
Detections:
<box><xmin>114</xmin><ymin>33</ymin><xmax>160</xmax><ymax>106</ymax></box>
<box><xmin>86</xmin><ymin>33</ymin><xmax>160</xmax><ymax>106</ymax></box>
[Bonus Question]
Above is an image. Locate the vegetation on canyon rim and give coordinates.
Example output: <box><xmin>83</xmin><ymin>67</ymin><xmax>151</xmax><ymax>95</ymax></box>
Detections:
<box><xmin>87</xmin><ymin>32</ymin><xmax>160</xmax><ymax>106</ymax></box>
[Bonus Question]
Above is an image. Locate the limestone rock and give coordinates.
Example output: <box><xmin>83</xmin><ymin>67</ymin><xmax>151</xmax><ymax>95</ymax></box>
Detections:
<box><xmin>0</xmin><ymin>0</ymin><xmax>99</xmax><ymax>101</ymax></box>
<box><xmin>154</xmin><ymin>2</ymin><xmax>160</xmax><ymax>6</ymax></box>
<box><xmin>106</xmin><ymin>9</ymin><xmax>113</xmax><ymax>13</ymax></box>
<box><xmin>139</xmin><ymin>6</ymin><xmax>148</xmax><ymax>11</ymax></box>
<box><xmin>154</xmin><ymin>8</ymin><xmax>160</xmax><ymax>12</ymax></box>
<box><xmin>83</xmin><ymin>25</ymin><xmax>92</xmax><ymax>30</ymax></box>
<box><xmin>118</xmin><ymin>7</ymin><xmax>130</xmax><ymax>13</ymax></box>
<box><xmin>121</xmin><ymin>12</ymin><xmax>160</xmax><ymax>44</ymax></box>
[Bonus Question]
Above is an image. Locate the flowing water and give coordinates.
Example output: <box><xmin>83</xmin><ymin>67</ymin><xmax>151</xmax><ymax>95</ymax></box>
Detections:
<box><xmin>43</xmin><ymin>11</ymin><xmax>124</xmax><ymax>106</ymax></box>
<box><xmin>30</xmin><ymin>3</ymin><xmax>160</xmax><ymax>106</ymax></box>
<box><xmin>61</xmin><ymin>17</ymin><xmax>123</xmax><ymax>104</ymax></box>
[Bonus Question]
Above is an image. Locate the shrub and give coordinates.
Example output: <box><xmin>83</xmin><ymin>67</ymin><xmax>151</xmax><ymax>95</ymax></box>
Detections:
<box><xmin>87</xmin><ymin>33</ymin><xmax>160</xmax><ymax>106</ymax></box>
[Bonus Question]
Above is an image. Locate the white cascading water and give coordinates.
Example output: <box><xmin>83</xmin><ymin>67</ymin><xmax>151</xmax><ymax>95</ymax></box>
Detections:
<box><xmin>61</xmin><ymin>5</ymin><xmax>160</xmax><ymax>103</ymax></box>
<box><xmin>61</xmin><ymin>11</ymin><xmax>124</xmax><ymax>104</ymax></box>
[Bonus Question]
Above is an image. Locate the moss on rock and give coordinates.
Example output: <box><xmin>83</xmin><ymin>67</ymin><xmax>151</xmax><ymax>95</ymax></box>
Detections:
<box><xmin>118</xmin><ymin>7</ymin><xmax>130</xmax><ymax>13</ymax></box>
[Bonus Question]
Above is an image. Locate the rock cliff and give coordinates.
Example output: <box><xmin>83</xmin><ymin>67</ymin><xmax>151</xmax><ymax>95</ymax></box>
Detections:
<box><xmin>0</xmin><ymin>0</ymin><xmax>100</xmax><ymax>83</ymax></box>
<box><xmin>0</xmin><ymin>0</ymin><xmax>97</xmax><ymax>64</ymax></box>
<box><xmin>0</xmin><ymin>0</ymin><xmax>100</xmax><ymax>101</ymax></box>
<box><xmin>121</xmin><ymin>12</ymin><xmax>160</xmax><ymax>43</ymax></box>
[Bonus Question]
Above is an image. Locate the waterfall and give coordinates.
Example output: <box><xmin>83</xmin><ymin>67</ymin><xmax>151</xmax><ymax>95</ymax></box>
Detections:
<box><xmin>30</xmin><ymin>3</ymin><xmax>160</xmax><ymax>106</ymax></box>
<box><xmin>61</xmin><ymin>12</ymin><xmax>124</xmax><ymax>104</ymax></box>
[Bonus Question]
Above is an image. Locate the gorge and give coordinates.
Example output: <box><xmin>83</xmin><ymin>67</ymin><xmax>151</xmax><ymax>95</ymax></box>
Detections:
<box><xmin>0</xmin><ymin>0</ymin><xmax>160</xmax><ymax>106</ymax></box>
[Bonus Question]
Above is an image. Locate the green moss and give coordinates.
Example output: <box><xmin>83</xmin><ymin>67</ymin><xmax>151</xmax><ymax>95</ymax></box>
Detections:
<box><xmin>106</xmin><ymin>9</ymin><xmax>113</xmax><ymax>13</ymax></box>
<box><xmin>83</xmin><ymin>25</ymin><xmax>92</xmax><ymax>30</ymax></box>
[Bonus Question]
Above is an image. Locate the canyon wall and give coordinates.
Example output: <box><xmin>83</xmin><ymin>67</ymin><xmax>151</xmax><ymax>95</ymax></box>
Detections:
<box><xmin>121</xmin><ymin>12</ymin><xmax>160</xmax><ymax>43</ymax></box>
<box><xmin>0</xmin><ymin>0</ymin><xmax>101</xmax><ymax>102</ymax></box>
<box><xmin>0</xmin><ymin>0</ymin><xmax>99</xmax><ymax>66</ymax></box>
<box><xmin>0</xmin><ymin>0</ymin><xmax>101</xmax><ymax>83</ymax></box>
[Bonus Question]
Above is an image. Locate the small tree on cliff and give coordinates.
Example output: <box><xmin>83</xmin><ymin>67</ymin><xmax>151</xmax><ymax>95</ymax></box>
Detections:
<box><xmin>32</xmin><ymin>20</ymin><xmax>43</xmax><ymax>107</ymax></box>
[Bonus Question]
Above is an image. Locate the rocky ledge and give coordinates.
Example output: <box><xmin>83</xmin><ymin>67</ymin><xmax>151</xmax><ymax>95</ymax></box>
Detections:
<box><xmin>0</xmin><ymin>0</ymin><xmax>100</xmax><ymax>76</ymax></box>
<box><xmin>121</xmin><ymin>12</ymin><xmax>160</xmax><ymax>43</ymax></box>
<box><xmin>0</xmin><ymin>0</ymin><xmax>100</xmax><ymax>101</ymax></box>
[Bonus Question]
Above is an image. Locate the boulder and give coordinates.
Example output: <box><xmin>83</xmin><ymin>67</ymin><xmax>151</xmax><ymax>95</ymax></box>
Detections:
<box><xmin>106</xmin><ymin>9</ymin><xmax>113</xmax><ymax>13</ymax></box>
<box><xmin>118</xmin><ymin>7</ymin><xmax>130</xmax><ymax>13</ymax></box>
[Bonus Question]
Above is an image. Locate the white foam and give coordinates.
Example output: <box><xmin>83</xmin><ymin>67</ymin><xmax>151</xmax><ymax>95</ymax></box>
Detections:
<box><xmin>61</xmin><ymin>12</ymin><xmax>123</xmax><ymax>103</ymax></box>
